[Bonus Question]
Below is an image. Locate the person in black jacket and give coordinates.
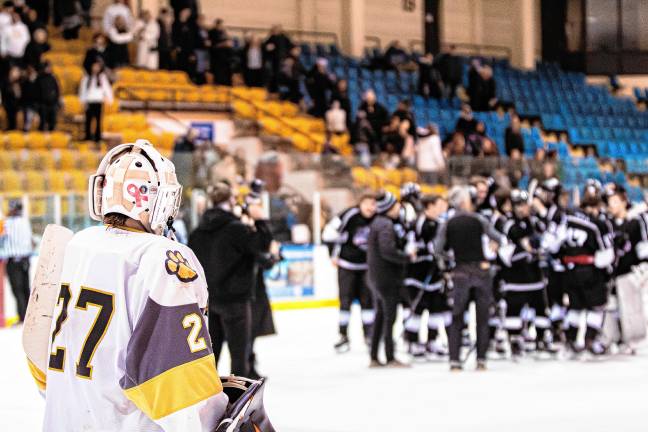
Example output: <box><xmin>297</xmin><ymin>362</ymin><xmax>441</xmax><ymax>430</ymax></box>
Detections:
<box><xmin>172</xmin><ymin>8</ymin><xmax>197</xmax><ymax>75</ymax></box>
<box><xmin>434</xmin><ymin>186</ymin><xmax>507</xmax><ymax>371</ymax></box>
<box><xmin>263</xmin><ymin>25</ymin><xmax>293</xmax><ymax>93</ymax></box>
<box><xmin>358</xmin><ymin>89</ymin><xmax>389</xmax><ymax>146</ymax></box>
<box><xmin>21</xmin><ymin>65</ymin><xmax>39</xmax><ymax>131</ymax></box>
<box><xmin>188</xmin><ymin>181</ymin><xmax>257</xmax><ymax>377</ymax></box>
<box><xmin>505</xmin><ymin>115</ymin><xmax>525</xmax><ymax>158</ymax></box>
<box><xmin>437</xmin><ymin>45</ymin><xmax>463</xmax><ymax>99</ymax></box>
<box><xmin>83</xmin><ymin>33</ymin><xmax>108</xmax><ymax>74</ymax></box>
<box><xmin>306</xmin><ymin>58</ymin><xmax>334</xmax><ymax>118</ymax></box>
<box><xmin>157</xmin><ymin>8</ymin><xmax>174</xmax><ymax>70</ymax></box>
<box><xmin>22</xmin><ymin>28</ymin><xmax>50</xmax><ymax>69</ymax></box>
<box><xmin>36</xmin><ymin>61</ymin><xmax>60</xmax><ymax>131</ymax></box>
<box><xmin>208</xmin><ymin>18</ymin><xmax>233</xmax><ymax>86</ymax></box>
<box><xmin>2</xmin><ymin>66</ymin><xmax>22</xmax><ymax>130</ymax></box>
<box><xmin>367</xmin><ymin>192</ymin><xmax>412</xmax><ymax>368</ymax></box>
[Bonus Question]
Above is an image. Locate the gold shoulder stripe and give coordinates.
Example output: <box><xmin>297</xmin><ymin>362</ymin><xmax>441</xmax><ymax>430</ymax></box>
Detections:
<box><xmin>123</xmin><ymin>354</ymin><xmax>222</xmax><ymax>420</ymax></box>
<box><xmin>27</xmin><ymin>358</ymin><xmax>46</xmax><ymax>391</ymax></box>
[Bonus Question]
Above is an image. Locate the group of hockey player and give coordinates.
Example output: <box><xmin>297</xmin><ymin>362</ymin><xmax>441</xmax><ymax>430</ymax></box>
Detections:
<box><xmin>325</xmin><ymin>175</ymin><xmax>648</xmax><ymax>366</ymax></box>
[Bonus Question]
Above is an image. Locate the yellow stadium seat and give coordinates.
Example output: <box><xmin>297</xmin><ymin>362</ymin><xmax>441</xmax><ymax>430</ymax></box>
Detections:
<box><xmin>38</xmin><ymin>151</ymin><xmax>56</xmax><ymax>170</ymax></box>
<box><xmin>28</xmin><ymin>195</ymin><xmax>48</xmax><ymax>218</ymax></box>
<box><xmin>232</xmin><ymin>101</ymin><xmax>256</xmax><ymax>119</ymax></box>
<box><xmin>118</xmin><ymin>68</ymin><xmax>137</xmax><ymax>83</ymax></box>
<box><xmin>18</xmin><ymin>151</ymin><xmax>39</xmax><ymax>170</ymax></box>
<box><xmin>291</xmin><ymin>134</ymin><xmax>313</xmax><ymax>152</ymax></box>
<box><xmin>0</xmin><ymin>170</ymin><xmax>22</xmax><ymax>192</ymax></box>
<box><xmin>69</xmin><ymin>170</ymin><xmax>87</xmax><ymax>192</ymax></box>
<box><xmin>121</xmin><ymin>129</ymin><xmax>139</xmax><ymax>144</ymax></box>
<box><xmin>104</xmin><ymin>101</ymin><xmax>120</xmax><ymax>115</ymax></box>
<box><xmin>0</xmin><ymin>151</ymin><xmax>14</xmax><ymax>170</ymax></box>
<box><xmin>168</xmin><ymin>71</ymin><xmax>189</xmax><ymax>84</ymax></box>
<box><xmin>280</xmin><ymin>102</ymin><xmax>299</xmax><ymax>117</ymax></box>
<box><xmin>384</xmin><ymin>184</ymin><xmax>401</xmax><ymax>199</ymax></box>
<box><xmin>47</xmin><ymin>170</ymin><xmax>68</xmax><ymax>192</ymax></box>
<box><xmin>63</xmin><ymin>95</ymin><xmax>83</xmax><ymax>116</ymax></box>
<box><xmin>78</xmin><ymin>151</ymin><xmax>99</xmax><ymax>171</ymax></box>
<box><xmin>159</xmin><ymin>132</ymin><xmax>176</xmax><ymax>150</ymax></box>
<box><xmin>26</xmin><ymin>131</ymin><xmax>49</xmax><ymax>150</ymax></box>
<box><xmin>6</xmin><ymin>131</ymin><xmax>25</xmax><ymax>149</ymax></box>
<box><xmin>50</xmin><ymin>131</ymin><xmax>70</xmax><ymax>149</ymax></box>
<box><xmin>25</xmin><ymin>170</ymin><xmax>46</xmax><ymax>192</ymax></box>
<box><xmin>57</xmin><ymin>150</ymin><xmax>77</xmax><ymax>170</ymax></box>
<box><xmin>385</xmin><ymin>169</ymin><xmax>402</xmax><ymax>186</ymax></box>
<box><xmin>400</xmin><ymin>168</ymin><xmax>418</xmax><ymax>184</ymax></box>
<box><xmin>0</xmin><ymin>132</ymin><xmax>5</xmax><ymax>149</ymax></box>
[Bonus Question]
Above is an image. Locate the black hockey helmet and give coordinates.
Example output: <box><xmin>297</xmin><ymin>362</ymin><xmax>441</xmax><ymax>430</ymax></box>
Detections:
<box><xmin>400</xmin><ymin>182</ymin><xmax>422</xmax><ymax>205</ymax></box>
<box><xmin>604</xmin><ymin>182</ymin><xmax>630</xmax><ymax>209</ymax></box>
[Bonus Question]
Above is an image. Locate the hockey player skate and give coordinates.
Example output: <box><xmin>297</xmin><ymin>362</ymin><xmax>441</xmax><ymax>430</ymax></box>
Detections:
<box><xmin>215</xmin><ymin>376</ymin><xmax>276</xmax><ymax>432</ymax></box>
<box><xmin>408</xmin><ymin>341</ymin><xmax>427</xmax><ymax>358</ymax></box>
<box><xmin>333</xmin><ymin>335</ymin><xmax>350</xmax><ymax>353</ymax></box>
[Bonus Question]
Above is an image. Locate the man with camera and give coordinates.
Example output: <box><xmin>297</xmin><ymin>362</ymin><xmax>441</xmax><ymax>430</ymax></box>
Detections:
<box><xmin>189</xmin><ymin>181</ymin><xmax>258</xmax><ymax>377</ymax></box>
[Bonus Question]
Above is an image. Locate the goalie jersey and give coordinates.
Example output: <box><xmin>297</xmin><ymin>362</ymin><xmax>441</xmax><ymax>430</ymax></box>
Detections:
<box><xmin>31</xmin><ymin>225</ymin><xmax>224</xmax><ymax>431</ymax></box>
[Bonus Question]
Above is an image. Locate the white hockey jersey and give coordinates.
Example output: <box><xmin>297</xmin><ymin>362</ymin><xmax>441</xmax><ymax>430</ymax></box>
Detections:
<box><xmin>28</xmin><ymin>225</ymin><xmax>224</xmax><ymax>431</ymax></box>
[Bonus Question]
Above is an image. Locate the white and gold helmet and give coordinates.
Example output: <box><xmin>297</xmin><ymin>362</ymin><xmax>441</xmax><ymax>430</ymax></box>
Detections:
<box><xmin>88</xmin><ymin>139</ymin><xmax>182</xmax><ymax>235</ymax></box>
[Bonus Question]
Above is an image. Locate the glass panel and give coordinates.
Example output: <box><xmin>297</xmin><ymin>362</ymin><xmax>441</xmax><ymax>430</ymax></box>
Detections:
<box><xmin>566</xmin><ymin>0</ymin><xmax>585</xmax><ymax>52</ymax></box>
<box><xmin>586</xmin><ymin>0</ymin><xmax>619</xmax><ymax>51</ymax></box>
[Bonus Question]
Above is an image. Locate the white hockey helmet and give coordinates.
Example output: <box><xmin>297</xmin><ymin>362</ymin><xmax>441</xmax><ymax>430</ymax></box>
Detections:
<box><xmin>88</xmin><ymin>139</ymin><xmax>182</xmax><ymax>235</ymax></box>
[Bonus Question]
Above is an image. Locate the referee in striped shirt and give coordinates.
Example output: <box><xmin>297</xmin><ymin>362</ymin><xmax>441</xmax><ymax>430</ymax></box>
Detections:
<box><xmin>1</xmin><ymin>201</ymin><xmax>33</xmax><ymax>322</ymax></box>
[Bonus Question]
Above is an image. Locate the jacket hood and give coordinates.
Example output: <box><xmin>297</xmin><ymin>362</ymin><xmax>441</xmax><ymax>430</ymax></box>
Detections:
<box><xmin>198</xmin><ymin>207</ymin><xmax>238</xmax><ymax>232</ymax></box>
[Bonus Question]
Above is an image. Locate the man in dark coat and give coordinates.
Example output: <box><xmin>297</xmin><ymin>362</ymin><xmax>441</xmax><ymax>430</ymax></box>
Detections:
<box><xmin>36</xmin><ymin>61</ymin><xmax>60</xmax><ymax>131</ymax></box>
<box><xmin>437</xmin><ymin>45</ymin><xmax>464</xmax><ymax>99</ymax></box>
<box><xmin>367</xmin><ymin>192</ymin><xmax>411</xmax><ymax>368</ymax></box>
<box><xmin>83</xmin><ymin>33</ymin><xmax>108</xmax><ymax>74</ymax></box>
<box><xmin>358</xmin><ymin>89</ymin><xmax>389</xmax><ymax>146</ymax></box>
<box><xmin>188</xmin><ymin>182</ymin><xmax>257</xmax><ymax>377</ymax></box>
<box><xmin>157</xmin><ymin>8</ymin><xmax>174</xmax><ymax>70</ymax></box>
<box><xmin>209</xmin><ymin>19</ymin><xmax>234</xmax><ymax>86</ymax></box>
<box><xmin>263</xmin><ymin>25</ymin><xmax>293</xmax><ymax>93</ymax></box>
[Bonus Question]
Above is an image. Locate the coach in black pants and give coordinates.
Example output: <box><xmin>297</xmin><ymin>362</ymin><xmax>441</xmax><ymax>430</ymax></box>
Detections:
<box><xmin>3</xmin><ymin>202</ymin><xmax>34</xmax><ymax>323</ymax></box>
<box><xmin>367</xmin><ymin>192</ymin><xmax>412</xmax><ymax>368</ymax></box>
<box><xmin>189</xmin><ymin>182</ymin><xmax>256</xmax><ymax>377</ymax></box>
<box><xmin>434</xmin><ymin>186</ymin><xmax>507</xmax><ymax>371</ymax></box>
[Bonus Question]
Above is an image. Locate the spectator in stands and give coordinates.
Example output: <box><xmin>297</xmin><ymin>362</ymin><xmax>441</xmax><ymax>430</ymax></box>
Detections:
<box><xmin>382</xmin><ymin>115</ymin><xmax>412</xmax><ymax>157</ymax></box>
<box><xmin>455</xmin><ymin>104</ymin><xmax>478</xmax><ymax>136</ymax></box>
<box><xmin>102</xmin><ymin>0</ymin><xmax>133</xmax><ymax>34</ymax></box>
<box><xmin>418</xmin><ymin>52</ymin><xmax>443</xmax><ymax>99</ymax></box>
<box><xmin>172</xmin><ymin>8</ymin><xmax>197</xmax><ymax>75</ymax></box>
<box><xmin>447</xmin><ymin>131</ymin><xmax>468</xmax><ymax>156</ymax></box>
<box><xmin>134</xmin><ymin>10</ymin><xmax>160</xmax><ymax>70</ymax></box>
<box><xmin>22</xmin><ymin>27</ymin><xmax>48</xmax><ymax>68</ymax></box>
<box><xmin>0</xmin><ymin>1</ymin><xmax>12</xmax><ymax>30</ymax></box>
<box><xmin>358</xmin><ymin>89</ymin><xmax>389</xmax><ymax>144</ymax></box>
<box><xmin>79</xmin><ymin>59</ymin><xmax>113</xmax><ymax>142</ymax></box>
<box><xmin>157</xmin><ymin>8</ymin><xmax>174</xmax><ymax>70</ymax></box>
<box><xmin>241</xmin><ymin>33</ymin><xmax>265</xmax><ymax>88</ymax></box>
<box><xmin>384</xmin><ymin>40</ymin><xmax>408</xmax><ymax>70</ymax></box>
<box><xmin>505</xmin><ymin>115</ymin><xmax>524</xmax><ymax>159</ymax></box>
<box><xmin>468</xmin><ymin>64</ymin><xmax>497</xmax><ymax>111</ymax></box>
<box><xmin>21</xmin><ymin>64</ymin><xmax>38</xmax><ymax>131</ymax></box>
<box><xmin>174</xmin><ymin>128</ymin><xmax>200</xmax><ymax>153</ymax></box>
<box><xmin>194</xmin><ymin>14</ymin><xmax>211</xmax><ymax>77</ymax></box>
<box><xmin>24</xmin><ymin>7</ymin><xmax>44</xmax><ymax>34</ymax></box>
<box><xmin>37</xmin><ymin>60</ymin><xmax>60</xmax><ymax>131</ymax></box>
<box><xmin>353</xmin><ymin>110</ymin><xmax>376</xmax><ymax>165</ymax></box>
<box><xmin>1</xmin><ymin>200</ymin><xmax>33</xmax><ymax>323</ymax></box>
<box><xmin>82</xmin><ymin>33</ymin><xmax>108</xmax><ymax>75</ymax></box>
<box><xmin>325</xmin><ymin>100</ymin><xmax>346</xmax><ymax>135</ymax></box>
<box><xmin>437</xmin><ymin>45</ymin><xmax>463</xmax><ymax>99</ymax></box>
<box><xmin>264</xmin><ymin>24</ymin><xmax>293</xmax><ymax>93</ymax></box>
<box><xmin>60</xmin><ymin>0</ymin><xmax>82</xmax><ymax>40</ymax></box>
<box><xmin>1</xmin><ymin>11</ymin><xmax>30</xmax><ymax>66</ymax></box>
<box><xmin>306</xmin><ymin>58</ymin><xmax>334</xmax><ymax>118</ymax></box>
<box><xmin>392</xmin><ymin>99</ymin><xmax>416</xmax><ymax>138</ymax></box>
<box><xmin>278</xmin><ymin>46</ymin><xmax>303</xmax><ymax>104</ymax></box>
<box><xmin>416</xmin><ymin>124</ymin><xmax>445</xmax><ymax>184</ymax></box>
<box><xmin>2</xmin><ymin>65</ymin><xmax>22</xmax><ymax>130</ymax></box>
<box><xmin>105</xmin><ymin>15</ymin><xmax>134</xmax><ymax>68</ymax></box>
<box><xmin>331</xmin><ymin>79</ymin><xmax>352</xmax><ymax>132</ymax></box>
<box><xmin>170</xmin><ymin>0</ymin><xmax>198</xmax><ymax>20</ymax></box>
<box><xmin>466</xmin><ymin>121</ymin><xmax>488</xmax><ymax>156</ymax></box>
<box><xmin>480</xmin><ymin>137</ymin><xmax>499</xmax><ymax>157</ymax></box>
<box><xmin>209</xmin><ymin>18</ymin><xmax>234</xmax><ymax>86</ymax></box>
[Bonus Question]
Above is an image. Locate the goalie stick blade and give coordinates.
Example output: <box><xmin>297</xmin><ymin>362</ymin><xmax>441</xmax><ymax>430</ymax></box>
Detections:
<box><xmin>22</xmin><ymin>224</ymin><xmax>74</xmax><ymax>374</ymax></box>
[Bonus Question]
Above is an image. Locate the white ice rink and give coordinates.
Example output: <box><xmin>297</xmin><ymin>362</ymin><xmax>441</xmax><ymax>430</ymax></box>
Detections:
<box><xmin>2</xmin><ymin>307</ymin><xmax>648</xmax><ymax>432</ymax></box>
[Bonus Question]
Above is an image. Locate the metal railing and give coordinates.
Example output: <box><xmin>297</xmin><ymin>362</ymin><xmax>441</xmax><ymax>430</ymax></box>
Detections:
<box><xmin>407</xmin><ymin>39</ymin><xmax>512</xmax><ymax>60</ymax></box>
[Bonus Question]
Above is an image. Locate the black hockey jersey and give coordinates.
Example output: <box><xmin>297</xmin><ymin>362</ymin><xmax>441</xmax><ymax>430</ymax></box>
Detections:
<box><xmin>326</xmin><ymin>207</ymin><xmax>373</xmax><ymax>270</ymax></box>
<box><xmin>560</xmin><ymin>209</ymin><xmax>613</xmax><ymax>268</ymax></box>
<box><xmin>499</xmin><ymin>215</ymin><xmax>545</xmax><ymax>291</ymax></box>
<box><xmin>404</xmin><ymin>215</ymin><xmax>443</xmax><ymax>290</ymax></box>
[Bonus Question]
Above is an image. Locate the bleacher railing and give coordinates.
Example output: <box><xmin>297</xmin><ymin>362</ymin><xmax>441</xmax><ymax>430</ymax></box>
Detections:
<box><xmin>226</xmin><ymin>26</ymin><xmax>339</xmax><ymax>47</ymax></box>
<box><xmin>408</xmin><ymin>39</ymin><xmax>512</xmax><ymax>60</ymax></box>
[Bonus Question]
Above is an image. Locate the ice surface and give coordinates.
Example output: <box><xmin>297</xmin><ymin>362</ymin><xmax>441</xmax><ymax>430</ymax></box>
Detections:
<box><xmin>2</xmin><ymin>307</ymin><xmax>648</xmax><ymax>432</ymax></box>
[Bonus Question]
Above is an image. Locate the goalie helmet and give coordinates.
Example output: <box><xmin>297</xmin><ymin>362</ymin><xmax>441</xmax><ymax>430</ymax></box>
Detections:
<box><xmin>88</xmin><ymin>139</ymin><xmax>182</xmax><ymax>235</ymax></box>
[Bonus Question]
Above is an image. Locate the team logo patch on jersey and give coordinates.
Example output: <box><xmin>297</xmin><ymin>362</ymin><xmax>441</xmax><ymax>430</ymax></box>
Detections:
<box><xmin>165</xmin><ymin>250</ymin><xmax>198</xmax><ymax>282</ymax></box>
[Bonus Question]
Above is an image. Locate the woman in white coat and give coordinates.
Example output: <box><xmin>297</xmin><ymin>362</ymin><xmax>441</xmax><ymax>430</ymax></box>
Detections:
<box><xmin>134</xmin><ymin>10</ymin><xmax>160</xmax><ymax>70</ymax></box>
